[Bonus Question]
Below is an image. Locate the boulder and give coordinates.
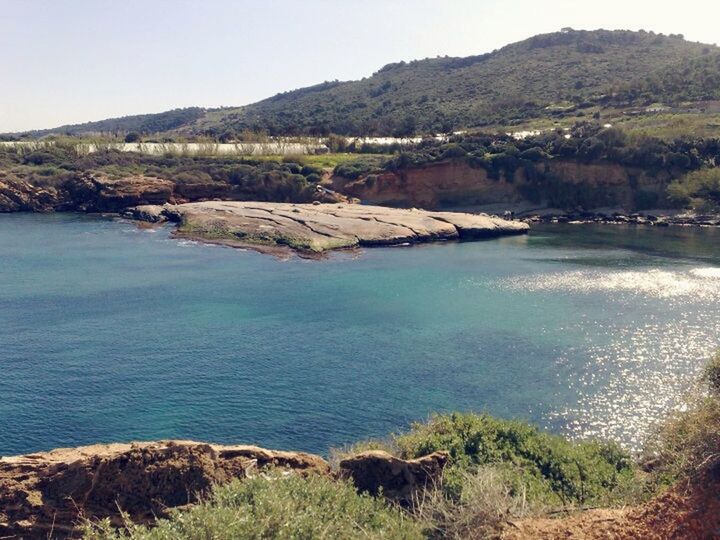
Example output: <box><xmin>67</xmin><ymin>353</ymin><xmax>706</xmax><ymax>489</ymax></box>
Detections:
<box><xmin>339</xmin><ymin>450</ymin><xmax>448</xmax><ymax>504</ymax></box>
<box><xmin>92</xmin><ymin>176</ymin><xmax>174</xmax><ymax>211</ymax></box>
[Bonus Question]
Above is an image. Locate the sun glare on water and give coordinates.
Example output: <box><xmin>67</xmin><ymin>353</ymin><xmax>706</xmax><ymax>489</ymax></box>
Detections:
<box><xmin>501</xmin><ymin>266</ymin><xmax>720</xmax><ymax>451</ymax></box>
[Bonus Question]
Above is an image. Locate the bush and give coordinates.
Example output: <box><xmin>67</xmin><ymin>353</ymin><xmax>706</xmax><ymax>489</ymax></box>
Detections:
<box><xmin>394</xmin><ymin>413</ymin><xmax>637</xmax><ymax>506</ymax></box>
<box><xmin>173</xmin><ymin>171</ymin><xmax>213</xmax><ymax>184</ymax></box>
<box><xmin>124</xmin><ymin>132</ymin><xmax>141</xmax><ymax>143</ymax></box>
<box><xmin>334</xmin><ymin>158</ymin><xmax>384</xmax><ymax>179</ymax></box>
<box><xmin>84</xmin><ymin>472</ymin><xmax>423</xmax><ymax>540</ymax></box>
<box><xmin>667</xmin><ymin>168</ymin><xmax>720</xmax><ymax>211</ymax></box>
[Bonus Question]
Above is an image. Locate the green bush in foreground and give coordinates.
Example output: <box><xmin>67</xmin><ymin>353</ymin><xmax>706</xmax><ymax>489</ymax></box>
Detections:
<box><xmin>84</xmin><ymin>473</ymin><xmax>423</xmax><ymax>540</ymax></box>
<box><xmin>394</xmin><ymin>412</ymin><xmax>637</xmax><ymax>506</ymax></box>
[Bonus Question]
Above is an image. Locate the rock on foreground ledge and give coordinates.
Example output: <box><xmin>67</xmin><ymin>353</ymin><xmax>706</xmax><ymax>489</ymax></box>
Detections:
<box><xmin>128</xmin><ymin>201</ymin><xmax>529</xmax><ymax>255</ymax></box>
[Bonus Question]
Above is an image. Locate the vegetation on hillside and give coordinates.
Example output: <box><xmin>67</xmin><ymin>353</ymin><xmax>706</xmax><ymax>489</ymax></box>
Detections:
<box><xmin>0</xmin><ymin>141</ymin><xmax>325</xmax><ymax>203</ymax></box>
<box><xmin>204</xmin><ymin>30</ymin><xmax>714</xmax><ymax>136</ymax></box>
<box><xmin>667</xmin><ymin>168</ymin><xmax>720</xmax><ymax>211</ymax></box>
<box><xmin>12</xmin><ymin>30</ymin><xmax>719</xmax><ymax>140</ymax></box>
<box><xmin>643</xmin><ymin>352</ymin><xmax>720</xmax><ymax>487</ymax></box>
<box><xmin>607</xmin><ymin>52</ymin><xmax>720</xmax><ymax>106</ymax></box>
<box><xmin>20</xmin><ymin>108</ymin><xmax>206</xmax><ymax>139</ymax></box>
<box><xmin>393</xmin><ymin>413</ymin><xmax>637</xmax><ymax>506</ymax></box>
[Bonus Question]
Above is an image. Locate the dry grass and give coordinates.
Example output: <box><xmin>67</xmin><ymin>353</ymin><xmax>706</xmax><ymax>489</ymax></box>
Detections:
<box><xmin>413</xmin><ymin>466</ymin><xmax>538</xmax><ymax>540</ymax></box>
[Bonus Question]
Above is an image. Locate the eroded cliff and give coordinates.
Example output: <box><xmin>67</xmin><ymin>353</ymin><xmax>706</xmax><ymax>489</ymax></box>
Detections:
<box><xmin>334</xmin><ymin>158</ymin><xmax>672</xmax><ymax>210</ymax></box>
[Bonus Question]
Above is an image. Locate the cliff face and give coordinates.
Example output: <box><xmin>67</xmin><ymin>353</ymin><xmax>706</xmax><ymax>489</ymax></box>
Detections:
<box><xmin>0</xmin><ymin>177</ymin><xmax>63</xmax><ymax>212</ymax></box>
<box><xmin>336</xmin><ymin>159</ymin><xmax>672</xmax><ymax>210</ymax></box>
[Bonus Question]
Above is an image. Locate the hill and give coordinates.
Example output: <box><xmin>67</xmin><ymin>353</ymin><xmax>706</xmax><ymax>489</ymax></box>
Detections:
<box><xmin>607</xmin><ymin>51</ymin><xmax>720</xmax><ymax>105</ymax></box>
<box><xmin>15</xmin><ymin>29</ymin><xmax>720</xmax><ymax>138</ymax></box>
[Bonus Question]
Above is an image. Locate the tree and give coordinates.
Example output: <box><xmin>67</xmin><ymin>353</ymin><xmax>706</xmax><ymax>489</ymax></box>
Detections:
<box><xmin>124</xmin><ymin>132</ymin><xmax>140</xmax><ymax>143</ymax></box>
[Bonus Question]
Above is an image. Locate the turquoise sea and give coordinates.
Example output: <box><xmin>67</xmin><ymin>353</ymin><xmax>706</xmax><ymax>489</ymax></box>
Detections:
<box><xmin>1</xmin><ymin>213</ymin><xmax>719</xmax><ymax>456</ymax></box>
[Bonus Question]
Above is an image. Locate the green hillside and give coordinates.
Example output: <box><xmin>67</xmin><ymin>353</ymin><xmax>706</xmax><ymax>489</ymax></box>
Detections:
<box><xmin>607</xmin><ymin>52</ymin><xmax>720</xmax><ymax>105</ymax></box>
<box><xmin>218</xmin><ymin>29</ymin><xmax>714</xmax><ymax>136</ymax></box>
<box><xmin>16</xmin><ymin>29</ymin><xmax>719</xmax><ymax>138</ymax></box>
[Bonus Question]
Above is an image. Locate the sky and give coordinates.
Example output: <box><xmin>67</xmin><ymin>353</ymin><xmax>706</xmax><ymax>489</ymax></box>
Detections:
<box><xmin>1</xmin><ymin>0</ymin><xmax>719</xmax><ymax>132</ymax></box>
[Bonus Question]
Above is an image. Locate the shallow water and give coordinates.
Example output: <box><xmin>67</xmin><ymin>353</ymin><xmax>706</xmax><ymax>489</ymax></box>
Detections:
<box><xmin>1</xmin><ymin>215</ymin><xmax>719</xmax><ymax>456</ymax></box>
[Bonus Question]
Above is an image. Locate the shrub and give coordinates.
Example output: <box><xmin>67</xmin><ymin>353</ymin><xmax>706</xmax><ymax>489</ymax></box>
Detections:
<box><xmin>84</xmin><ymin>472</ymin><xmax>423</xmax><ymax>540</ymax></box>
<box><xmin>334</xmin><ymin>159</ymin><xmax>384</xmax><ymax>179</ymax></box>
<box><xmin>124</xmin><ymin>132</ymin><xmax>141</xmax><ymax>143</ymax></box>
<box><xmin>173</xmin><ymin>171</ymin><xmax>213</xmax><ymax>184</ymax></box>
<box><xmin>519</xmin><ymin>147</ymin><xmax>548</xmax><ymax>162</ymax></box>
<box><xmin>667</xmin><ymin>168</ymin><xmax>720</xmax><ymax>211</ymax></box>
<box><xmin>394</xmin><ymin>412</ymin><xmax>637</xmax><ymax>506</ymax></box>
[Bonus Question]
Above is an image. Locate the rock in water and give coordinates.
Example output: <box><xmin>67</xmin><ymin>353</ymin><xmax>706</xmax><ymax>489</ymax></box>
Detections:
<box><xmin>146</xmin><ymin>201</ymin><xmax>529</xmax><ymax>255</ymax></box>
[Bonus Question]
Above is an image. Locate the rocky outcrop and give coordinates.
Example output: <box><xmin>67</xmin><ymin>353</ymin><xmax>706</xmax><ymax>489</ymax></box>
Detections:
<box><xmin>0</xmin><ymin>177</ymin><xmax>62</xmax><ymax>212</ymax></box>
<box><xmin>339</xmin><ymin>450</ymin><xmax>448</xmax><ymax>504</ymax></box>
<box><xmin>0</xmin><ymin>440</ymin><xmax>330</xmax><ymax>538</ymax></box>
<box><xmin>136</xmin><ymin>201</ymin><xmax>528</xmax><ymax>255</ymax></box>
<box><xmin>63</xmin><ymin>174</ymin><xmax>174</xmax><ymax>212</ymax></box>
<box><xmin>0</xmin><ymin>174</ymin><xmax>208</xmax><ymax>213</ymax></box>
<box><xmin>172</xmin><ymin>181</ymin><xmax>235</xmax><ymax>201</ymax></box>
<box><xmin>0</xmin><ymin>174</ymin><xmax>352</xmax><ymax>214</ymax></box>
<box><xmin>523</xmin><ymin>210</ymin><xmax>720</xmax><ymax>227</ymax></box>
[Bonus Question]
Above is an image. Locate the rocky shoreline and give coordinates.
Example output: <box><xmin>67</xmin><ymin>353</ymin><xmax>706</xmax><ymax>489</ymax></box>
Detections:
<box><xmin>0</xmin><ymin>440</ymin><xmax>447</xmax><ymax>538</ymax></box>
<box><xmin>520</xmin><ymin>210</ymin><xmax>720</xmax><ymax>227</ymax></box>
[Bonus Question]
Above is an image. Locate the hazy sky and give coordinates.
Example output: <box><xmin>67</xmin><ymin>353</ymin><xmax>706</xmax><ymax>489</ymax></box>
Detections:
<box><xmin>2</xmin><ymin>0</ymin><xmax>719</xmax><ymax>132</ymax></box>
